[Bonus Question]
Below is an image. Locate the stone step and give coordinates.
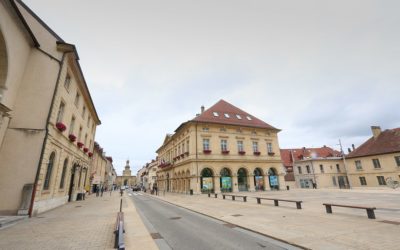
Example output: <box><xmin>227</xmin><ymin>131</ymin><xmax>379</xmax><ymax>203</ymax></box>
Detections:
<box><xmin>0</xmin><ymin>216</ymin><xmax>27</xmax><ymax>229</ymax></box>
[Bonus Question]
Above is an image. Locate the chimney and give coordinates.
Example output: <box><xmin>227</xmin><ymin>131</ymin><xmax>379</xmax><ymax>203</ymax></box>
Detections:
<box><xmin>371</xmin><ymin>126</ymin><xmax>381</xmax><ymax>139</ymax></box>
<box><xmin>352</xmin><ymin>144</ymin><xmax>355</xmax><ymax>150</ymax></box>
<box><xmin>348</xmin><ymin>148</ymin><xmax>351</xmax><ymax>153</ymax></box>
<box><xmin>201</xmin><ymin>105</ymin><xmax>205</xmax><ymax>113</ymax></box>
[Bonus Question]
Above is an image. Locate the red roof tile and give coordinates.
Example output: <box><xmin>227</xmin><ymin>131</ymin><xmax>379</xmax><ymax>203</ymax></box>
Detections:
<box><xmin>347</xmin><ymin>128</ymin><xmax>400</xmax><ymax>158</ymax></box>
<box><xmin>280</xmin><ymin>146</ymin><xmax>341</xmax><ymax>167</ymax></box>
<box><xmin>192</xmin><ymin>99</ymin><xmax>279</xmax><ymax>130</ymax></box>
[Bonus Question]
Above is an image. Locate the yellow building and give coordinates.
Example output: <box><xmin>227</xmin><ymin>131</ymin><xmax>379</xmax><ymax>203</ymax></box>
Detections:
<box><xmin>156</xmin><ymin>100</ymin><xmax>285</xmax><ymax>194</ymax></box>
<box><xmin>346</xmin><ymin>126</ymin><xmax>400</xmax><ymax>188</ymax></box>
<box><xmin>0</xmin><ymin>1</ymin><xmax>100</xmax><ymax>215</ymax></box>
<box><xmin>116</xmin><ymin>160</ymin><xmax>137</xmax><ymax>187</ymax></box>
<box><xmin>90</xmin><ymin>142</ymin><xmax>113</xmax><ymax>192</ymax></box>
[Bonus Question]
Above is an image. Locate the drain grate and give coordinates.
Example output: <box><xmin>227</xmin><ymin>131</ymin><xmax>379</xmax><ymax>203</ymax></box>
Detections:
<box><xmin>170</xmin><ymin>217</ymin><xmax>181</xmax><ymax>220</ymax></box>
<box><xmin>151</xmin><ymin>233</ymin><xmax>163</xmax><ymax>239</ymax></box>
<box><xmin>223</xmin><ymin>223</ymin><xmax>237</xmax><ymax>228</ymax></box>
<box><xmin>380</xmin><ymin>220</ymin><xmax>400</xmax><ymax>225</ymax></box>
<box><xmin>231</xmin><ymin>214</ymin><xmax>243</xmax><ymax>217</ymax></box>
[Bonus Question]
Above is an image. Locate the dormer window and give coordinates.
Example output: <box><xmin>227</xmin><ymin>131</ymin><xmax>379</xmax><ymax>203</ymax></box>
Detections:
<box><xmin>213</xmin><ymin>112</ymin><xmax>219</xmax><ymax>117</ymax></box>
<box><xmin>236</xmin><ymin>114</ymin><xmax>242</xmax><ymax>119</ymax></box>
<box><xmin>246</xmin><ymin>116</ymin><xmax>252</xmax><ymax>120</ymax></box>
<box><xmin>224</xmin><ymin>113</ymin><xmax>230</xmax><ymax>118</ymax></box>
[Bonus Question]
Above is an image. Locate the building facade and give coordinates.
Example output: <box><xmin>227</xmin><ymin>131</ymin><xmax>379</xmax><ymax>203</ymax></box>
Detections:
<box><xmin>346</xmin><ymin>126</ymin><xmax>400</xmax><ymax>188</ymax></box>
<box><xmin>116</xmin><ymin>160</ymin><xmax>137</xmax><ymax>188</ymax></box>
<box><xmin>0</xmin><ymin>0</ymin><xmax>101</xmax><ymax>215</ymax></box>
<box><xmin>156</xmin><ymin>100</ymin><xmax>286</xmax><ymax>194</ymax></box>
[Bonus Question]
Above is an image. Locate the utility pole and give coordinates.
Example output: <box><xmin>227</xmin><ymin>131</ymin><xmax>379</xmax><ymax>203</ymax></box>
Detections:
<box><xmin>338</xmin><ymin>139</ymin><xmax>352</xmax><ymax>189</ymax></box>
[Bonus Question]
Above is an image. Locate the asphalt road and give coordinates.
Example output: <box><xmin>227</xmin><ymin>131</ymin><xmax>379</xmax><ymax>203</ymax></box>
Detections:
<box><xmin>129</xmin><ymin>192</ymin><xmax>301</xmax><ymax>250</ymax></box>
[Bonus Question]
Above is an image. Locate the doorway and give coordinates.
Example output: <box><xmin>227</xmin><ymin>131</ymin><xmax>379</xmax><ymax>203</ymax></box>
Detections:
<box><xmin>237</xmin><ymin>168</ymin><xmax>248</xmax><ymax>191</ymax></box>
<box><xmin>68</xmin><ymin>165</ymin><xmax>77</xmax><ymax>202</ymax></box>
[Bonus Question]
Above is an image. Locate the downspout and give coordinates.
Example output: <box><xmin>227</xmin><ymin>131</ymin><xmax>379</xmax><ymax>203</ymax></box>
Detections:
<box><xmin>28</xmin><ymin>51</ymin><xmax>68</xmax><ymax>217</ymax></box>
<box><xmin>195</xmin><ymin>122</ymin><xmax>198</xmax><ymax>184</ymax></box>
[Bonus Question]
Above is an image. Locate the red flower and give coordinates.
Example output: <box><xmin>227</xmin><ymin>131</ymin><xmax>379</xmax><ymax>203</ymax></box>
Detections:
<box><xmin>88</xmin><ymin>152</ymin><xmax>93</xmax><ymax>158</ymax></box>
<box><xmin>83</xmin><ymin>147</ymin><xmax>89</xmax><ymax>153</ymax></box>
<box><xmin>68</xmin><ymin>134</ymin><xmax>76</xmax><ymax>142</ymax></box>
<box><xmin>238</xmin><ymin>151</ymin><xmax>246</xmax><ymax>155</ymax></box>
<box><xmin>221</xmin><ymin>150</ymin><xmax>230</xmax><ymax>155</ymax></box>
<box><xmin>77</xmin><ymin>142</ymin><xmax>84</xmax><ymax>148</ymax></box>
<box><xmin>55</xmin><ymin>122</ymin><xmax>67</xmax><ymax>132</ymax></box>
<box><xmin>253</xmin><ymin>151</ymin><xmax>261</xmax><ymax>156</ymax></box>
<box><xmin>203</xmin><ymin>149</ymin><xmax>212</xmax><ymax>154</ymax></box>
<box><xmin>268</xmin><ymin>152</ymin><xmax>275</xmax><ymax>156</ymax></box>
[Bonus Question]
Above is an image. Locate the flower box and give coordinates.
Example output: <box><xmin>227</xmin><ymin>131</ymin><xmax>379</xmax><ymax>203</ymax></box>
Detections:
<box><xmin>203</xmin><ymin>149</ymin><xmax>212</xmax><ymax>154</ymax></box>
<box><xmin>55</xmin><ymin>122</ymin><xmax>67</xmax><ymax>132</ymax></box>
<box><xmin>253</xmin><ymin>151</ymin><xmax>261</xmax><ymax>156</ymax></box>
<box><xmin>180</xmin><ymin>153</ymin><xmax>185</xmax><ymax>158</ymax></box>
<box><xmin>77</xmin><ymin>142</ymin><xmax>84</xmax><ymax>148</ymax></box>
<box><xmin>83</xmin><ymin>147</ymin><xmax>89</xmax><ymax>153</ymax></box>
<box><xmin>185</xmin><ymin>152</ymin><xmax>189</xmax><ymax>156</ymax></box>
<box><xmin>176</xmin><ymin>156</ymin><xmax>181</xmax><ymax>160</ymax></box>
<box><xmin>221</xmin><ymin>150</ymin><xmax>230</xmax><ymax>155</ymax></box>
<box><xmin>268</xmin><ymin>152</ymin><xmax>275</xmax><ymax>156</ymax></box>
<box><xmin>238</xmin><ymin>151</ymin><xmax>246</xmax><ymax>155</ymax></box>
<box><xmin>88</xmin><ymin>152</ymin><xmax>93</xmax><ymax>158</ymax></box>
<box><xmin>68</xmin><ymin>134</ymin><xmax>76</xmax><ymax>142</ymax></box>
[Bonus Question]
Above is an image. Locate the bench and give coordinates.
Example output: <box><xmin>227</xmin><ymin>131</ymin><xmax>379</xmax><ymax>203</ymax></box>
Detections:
<box><xmin>323</xmin><ymin>203</ymin><xmax>376</xmax><ymax>219</ymax></box>
<box><xmin>256</xmin><ymin>197</ymin><xmax>302</xmax><ymax>209</ymax></box>
<box><xmin>114</xmin><ymin>212</ymin><xmax>125</xmax><ymax>249</ymax></box>
<box><xmin>222</xmin><ymin>194</ymin><xmax>247</xmax><ymax>202</ymax></box>
<box><xmin>207</xmin><ymin>193</ymin><xmax>218</xmax><ymax>198</ymax></box>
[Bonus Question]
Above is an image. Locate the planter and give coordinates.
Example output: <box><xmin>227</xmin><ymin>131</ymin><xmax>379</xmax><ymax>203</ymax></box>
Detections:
<box><xmin>203</xmin><ymin>149</ymin><xmax>212</xmax><ymax>154</ymax></box>
<box><xmin>88</xmin><ymin>152</ymin><xmax>93</xmax><ymax>158</ymax></box>
<box><xmin>77</xmin><ymin>142</ymin><xmax>84</xmax><ymax>148</ymax></box>
<box><xmin>221</xmin><ymin>150</ymin><xmax>230</xmax><ymax>155</ymax></box>
<box><xmin>238</xmin><ymin>151</ymin><xmax>246</xmax><ymax>155</ymax></box>
<box><xmin>185</xmin><ymin>152</ymin><xmax>189</xmax><ymax>156</ymax></box>
<box><xmin>268</xmin><ymin>152</ymin><xmax>275</xmax><ymax>156</ymax></box>
<box><xmin>68</xmin><ymin>134</ymin><xmax>76</xmax><ymax>142</ymax></box>
<box><xmin>253</xmin><ymin>151</ymin><xmax>261</xmax><ymax>156</ymax></box>
<box><xmin>83</xmin><ymin>147</ymin><xmax>89</xmax><ymax>153</ymax></box>
<box><xmin>55</xmin><ymin>122</ymin><xmax>67</xmax><ymax>132</ymax></box>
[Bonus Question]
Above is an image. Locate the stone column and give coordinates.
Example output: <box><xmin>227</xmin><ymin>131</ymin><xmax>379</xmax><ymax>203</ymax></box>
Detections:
<box><xmin>232</xmin><ymin>174</ymin><xmax>239</xmax><ymax>192</ymax></box>
<box><xmin>248</xmin><ymin>174</ymin><xmax>255</xmax><ymax>192</ymax></box>
<box><xmin>213</xmin><ymin>175</ymin><xmax>221</xmax><ymax>193</ymax></box>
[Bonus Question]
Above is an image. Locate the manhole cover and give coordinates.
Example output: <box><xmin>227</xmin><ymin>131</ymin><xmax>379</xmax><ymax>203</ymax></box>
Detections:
<box><xmin>380</xmin><ymin>220</ymin><xmax>400</xmax><ymax>225</ymax></box>
<box><xmin>231</xmin><ymin>214</ymin><xmax>243</xmax><ymax>217</ymax></box>
<box><xmin>151</xmin><ymin>233</ymin><xmax>163</xmax><ymax>239</ymax></box>
<box><xmin>223</xmin><ymin>223</ymin><xmax>236</xmax><ymax>228</ymax></box>
<box><xmin>170</xmin><ymin>217</ymin><xmax>181</xmax><ymax>220</ymax></box>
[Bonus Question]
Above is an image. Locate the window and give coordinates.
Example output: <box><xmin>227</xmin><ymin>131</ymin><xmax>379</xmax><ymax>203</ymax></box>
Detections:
<box><xmin>372</xmin><ymin>159</ymin><xmax>381</xmax><ymax>169</ymax></box>
<box><xmin>69</xmin><ymin>116</ymin><xmax>75</xmax><ymax>134</ymax></box>
<box><xmin>355</xmin><ymin>160</ymin><xmax>362</xmax><ymax>170</ymax></box>
<box><xmin>267</xmin><ymin>143</ymin><xmax>273</xmax><ymax>153</ymax></box>
<box><xmin>252</xmin><ymin>141</ymin><xmax>259</xmax><ymax>152</ymax></box>
<box><xmin>336</xmin><ymin>164</ymin><xmax>341</xmax><ymax>173</ymax></box>
<box><xmin>186</xmin><ymin>140</ymin><xmax>190</xmax><ymax>153</ymax></box>
<box><xmin>74</xmin><ymin>92</ymin><xmax>80</xmax><ymax>106</ymax></box>
<box><xmin>306</xmin><ymin>165</ymin><xmax>311</xmax><ymax>174</ymax></box>
<box><xmin>87</xmin><ymin>116</ymin><xmax>91</xmax><ymax>127</ymax></box>
<box><xmin>78</xmin><ymin>126</ymin><xmax>82</xmax><ymax>141</ymax></box>
<box><xmin>220</xmin><ymin>127</ymin><xmax>226</xmax><ymax>132</ymax></box>
<box><xmin>82</xmin><ymin>106</ymin><xmax>86</xmax><ymax>119</ymax></box>
<box><xmin>221</xmin><ymin>140</ymin><xmax>227</xmax><ymax>151</ymax></box>
<box><xmin>202</xmin><ymin>127</ymin><xmax>209</xmax><ymax>132</ymax></box>
<box><xmin>236</xmin><ymin>114</ymin><xmax>242</xmax><ymax>119</ymax></box>
<box><xmin>64</xmin><ymin>74</ymin><xmax>71</xmax><ymax>91</ymax></box>
<box><xmin>213</xmin><ymin>112</ymin><xmax>219</xmax><ymax>117</ymax></box>
<box><xmin>297</xmin><ymin>166</ymin><xmax>302</xmax><ymax>174</ymax></box>
<box><xmin>395</xmin><ymin>156</ymin><xmax>400</xmax><ymax>167</ymax></box>
<box><xmin>84</xmin><ymin>134</ymin><xmax>88</xmax><ymax>145</ymax></box>
<box><xmin>182</xmin><ymin>142</ymin><xmax>185</xmax><ymax>153</ymax></box>
<box><xmin>203</xmin><ymin>139</ymin><xmax>210</xmax><ymax>150</ymax></box>
<box><xmin>320</xmin><ymin>164</ymin><xmax>324</xmax><ymax>173</ymax></box>
<box><xmin>224</xmin><ymin>113</ymin><xmax>230</xmax><ymax>118</ymax></box>
<box><xmin>332</xmin><ymin>176</ymin><xmax>337</xmax><ymax>186</ymax></box>
<box><xmin>56</xmin><ymin>102</ymin><xmax>65</xmax><ymax>123</ymax></box>
<box><xmin>377</xmin><ymin>176</ymin><xmax>386</xmax><ymax>185</ymax></box>
<box><xmin>237</xmin><ymin>141</ymin><xmax>244</xmax><ymax>152</ymax></box>
<box><xmin>43</xmin><ymin>152</ymin><xmax>56</xmax><ymax>190</ymax></box>
<box><xmin>246</xmin><ymin>116</ymin><xmax>252</xmax><ymax>120</ymax></box>
<box><xmin>359</xmin><ymin>177</ymin><xmax>367</xmax><ymax>186</ymax></box>
<box><xmin>59</xmin><ymin>158</ymin><xmax>68</xmax><ymax>189</ymax></box>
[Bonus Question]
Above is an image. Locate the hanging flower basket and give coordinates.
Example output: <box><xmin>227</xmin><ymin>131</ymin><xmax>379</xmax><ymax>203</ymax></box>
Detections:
<box><xmin>203</xmin><ymin>149</ymin><xmax>212</xmax><ymax>154</ymax></box>
<box><xmin>83</xmin><ymin>147</ymin><xmax>89</xmax><ymax>153</ymax></box>
<box><xmin>253</xmin><ymin>151</ymin><xmax>261</xmax><ymax>156</ymax></box>
<box><xmin>55</xmin><ymin>122</ymin><xmax>67</xmax><ymax>132</ymax></box>
<box><xmin>221</xmin><ymin>150</ymin><xmax>230</xmax><ymax>155</ymax></box>
<box><xmin>88</xmin><ymin>152</ymin><xmax>93</xmax><ymax>158</ymax></box>
<box><xmin>238</xmin><ymin>151</ymin><xmax>246</xmax><ymax>155</ymax></box>
<box><xmin>180</xmin><ymin>153</ymin><xmax>185</xmax><ymax>158</ymax></box>
<box><xmin>68</xmin><ymin>134</ymin><xmax>76</xmax><ymax>142</ymax></box>
<box><xmin>268</xmin><ymin>152</ymin><xmax>275</xmax><ymax>156</ymax></box>
<box><xmin>77</xmin><ymin>142</ymin><xmax>84</xmax><ymax>148</ymax></box>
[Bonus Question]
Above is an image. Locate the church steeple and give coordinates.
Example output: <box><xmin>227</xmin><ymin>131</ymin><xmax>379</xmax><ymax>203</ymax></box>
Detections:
<box><xmin>123</xmin><ymin>160</ymin><xmax>131</xmax><ymax>176</ymax></box>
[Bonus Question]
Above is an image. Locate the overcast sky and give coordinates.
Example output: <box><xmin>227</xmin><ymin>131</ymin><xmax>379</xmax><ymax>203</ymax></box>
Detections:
<box><xmin>24</xmin><ymin>0</ymin><xmax>400</xmax><ymax>175</ymax></box>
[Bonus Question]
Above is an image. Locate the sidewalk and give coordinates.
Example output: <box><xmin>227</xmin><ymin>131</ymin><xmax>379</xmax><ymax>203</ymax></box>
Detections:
<box><xmin>151</xmin><ymin>189</ymin><xmax>400</xmax><ymax>250</ymax></box>
<box><xmin>0</xmin><ymin>191</ymin><xmax>158</xmax><ymax>250</ymax></box>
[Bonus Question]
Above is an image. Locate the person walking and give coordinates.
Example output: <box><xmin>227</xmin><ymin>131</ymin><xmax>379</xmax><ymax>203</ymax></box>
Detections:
<box><xmin>96</xmin><ymin>186</ymin><xmax>100</xmax><ymax>197</ymax></box>
<box><xmin>100</xmin><ymin>186</ymin><xmax>104</xmax><ymax>197</ymax></box>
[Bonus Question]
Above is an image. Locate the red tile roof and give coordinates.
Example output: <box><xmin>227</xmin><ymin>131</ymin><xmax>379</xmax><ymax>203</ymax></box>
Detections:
<box><xmin>280</xmin><ymin>146</ymin><xmax>341</xmax><ymax>167</ymax></box>
<box><xmin>347</xmin><ymin>128</ymin><xmax>400</xmax><ymax>158</ymax></box>
<box><xmin>192</xmin><ymin>99</ymin><xmax>279</xmax><ymax>130</ymax></box>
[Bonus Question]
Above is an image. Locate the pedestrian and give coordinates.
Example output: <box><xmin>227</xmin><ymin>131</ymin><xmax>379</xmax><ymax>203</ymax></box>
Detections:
<box><xmin>96</xmin><ymin>186</ymin><xmax>100</xmax><ymax>197</ymax></box>
<box><xmin>101</xmin><ymin>186</ymin><xmax>104</xmax><ymax>197</ymax></box>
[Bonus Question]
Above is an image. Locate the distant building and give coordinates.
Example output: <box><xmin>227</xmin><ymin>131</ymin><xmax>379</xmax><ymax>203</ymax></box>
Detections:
<box><xmin>116</xmin><ymin>160</ymin><xmax>136</xmax><ymax>187</ymax></box>
<box><xmin>346</xmin><ymin>126</ymin><xmax>400</xmax><ymax>188</ymax></box>
<box><xmin>156</xmin><ymin>100</ymin><xmax>285</xmax><ymax>194</ymax></box>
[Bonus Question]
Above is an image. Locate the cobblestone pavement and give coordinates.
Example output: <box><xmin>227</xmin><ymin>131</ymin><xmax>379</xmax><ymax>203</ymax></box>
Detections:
<box><xmin>152</xmin><ymin>188</ymin><xmax>400</xmax><ymax>250</ymax></box>
<box><xmin>0</xmin><ymin>191</ymin><xmax>158</xmax><ymax>250</ymax></box>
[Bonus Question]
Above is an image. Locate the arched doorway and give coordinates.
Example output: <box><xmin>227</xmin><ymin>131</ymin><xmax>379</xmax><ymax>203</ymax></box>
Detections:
<box><xmin>220</xmin><ymin>168</ymin><xmax>232</xmax><ymax>192</ymax></box>
<box><xmin>68</xmin><ymin>164</ymin><xmax>78</xmax><ymax>202</ymax></box>
<box><xmin>254</xmin><ymin>168</ymin><xmax>264</xmax><ymax>191</ymax></box>
<box><xmin>123</xmin><ymin>179</ymin><xmax>128</xmax><ymax>186</ymax></box>
<box><xmin>237</xmin><ymin>168</ymin><xmax>248</xmax><ymax>191</ymax></box>
<box><xmin>268</xmin><ymin>168</ymin><xmax>279</xmax><ymax>190</ymax></box>
<box><xmin>200</xmin><ymin>168</ymin><xmax>213</xmax><ymax>193</ymax></box>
